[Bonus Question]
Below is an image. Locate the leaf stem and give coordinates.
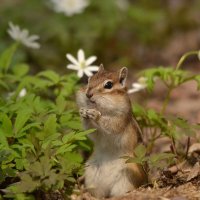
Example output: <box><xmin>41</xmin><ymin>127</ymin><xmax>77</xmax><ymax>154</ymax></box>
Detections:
<box><xmin>185</xmin><ymin>137</ymin><xmax>190</xmax><ymax>159</ymax></box>
<box><xmin>176</xmin><ymin>51</ymin><xmax>198</xmax><ymax>70</ymax></box>
<box><xmin>162</xmin><ymin>51</ymin><xmax>199</xmax><ymax>114</ymax></box>
<box><xmin>161</xmin><ymin>86</ymin><xmax>173</xmax><ymax>115</ymax></box>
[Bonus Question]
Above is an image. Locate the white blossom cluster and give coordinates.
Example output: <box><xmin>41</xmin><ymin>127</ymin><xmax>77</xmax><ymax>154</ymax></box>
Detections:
<box><xmin>7</xmin><ymin>22</ymin><xmax>40</xmax><ymax>49</ymax></box>
<box><xmin>49</xmin><ymin>0</ymin><xmax>89</xmax><ymax>16</ymax></box>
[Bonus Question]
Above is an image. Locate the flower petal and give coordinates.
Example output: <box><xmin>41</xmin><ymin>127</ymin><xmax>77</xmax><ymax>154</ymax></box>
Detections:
<box><xmin>50</xmin><ymin>0</ymin><xmax>89</xmax><ymax>16</ymax></box>
<box><xmin>127</xmin><ymin>88</ymin><xmax>140</xmax><ymax>94</ymax></box>
<box><xmin>7</xmin><ymin>29</ymin><xmax>17</xmax><ymax>40</ymax></box>
<box><xmin>8</xmin><ymin>22</ymin><xmax>19</xmax><ymax>33</ymax></box>
<box><xmin>85</xmin><ymin>56</ymin><xmax>97</xmax><ymax>65</ymax></box>
<box><xmin>78</xmin><ymin>49</ymin><xmax>85</xmax><ymax>62</ymax></box>
<box><xmin>138</xmin><ymin>77</ymin><xmax>148</xmax><ymax>84</ymax></box>
<box><xmin>19</xmin><ymin>88</ymin><xmax>27</xmax><ymax>97</ymax></box>
<box><xmin>84</xmin><ymin>68</ymin><xmax>93</xmax><ymax>77</ymax></box>
<box><xmin>28</xmin><ymin>35</ymin><xmax>40</xmax><ymax>42</ymax></box>
<box><xmin>20</xmin><ymin>29</ymin><xmax>29</xmax><ymax>40</ymax></box>
<box><xmin>77</xmin><ymin>69</ymin><xmax>84</xmax><ymax>78</ymax></box>
<box><xmin>67</xmin><ymin>64</ymin><xmax>80</xmax><ymax>70</ymax></box>
<box><xmin>87</xmin><ymin>66</ymin><xmax>99</xmax><ymax>71</ymax></box>
<box><xmin>7</xmin><ymin>22</ymin><xmax>20</xmax><ymax>40</ymax></box>
<box><xmin>24</xmin><ymin>41</ymin><xmax>40</xmax><ymax>49</ymax></box>
<box><xmin>66</xmin><ymin>54</ymin><xmax>79</xmax><ymax>65</ymax></box>
<box><xmin>132</xmin><ymin>83</ymin><xmax>146</xmax><ymax>89</ymax></box>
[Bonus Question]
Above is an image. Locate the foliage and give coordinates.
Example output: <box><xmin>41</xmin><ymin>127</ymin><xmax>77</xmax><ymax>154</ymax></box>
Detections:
<box><xmin>126</xmin><ymin>52</ymin><xmax>200</xmax><ymax>175</ymax></box>
<box><xmin>126</xmin><ymin>144</ymin><xmax>175</xmax><ymax>171</ymax></box>
<box><xmin>0</xmin><ymin>43</ymin><xmax>94</xmax><ymax>198</ymax></box>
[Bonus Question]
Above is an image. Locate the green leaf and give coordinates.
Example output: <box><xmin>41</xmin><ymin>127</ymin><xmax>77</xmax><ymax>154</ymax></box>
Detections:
<box><xmin>0</xmin><ymin>167</ymin><xmax>16</xmax><ymax>183</ymax></box>
<box><xmin>15</xmin><ymin>158</ymin><xmax>29</xmax><ymax>170</ymax></box>
<box><xmin>134</xmin><ymin>144</ymin><xmax>147</xmax><ymax>158</ymax></box>
<box><xmin>0</xmin><ymin>150</ymin><xmax>11</xmax><ymax>163</ymax></box>
<box><xmin>0</xmin><ymin>43</ymin><xmax>18</xmax><ymax>73</ymax></box>
<box><xmin>12</xmin><ymin>63</ymin><xmax>29</xmax><ymax>77</ymax></box>
<box><xmin>38</xmin><ymin>70</ymin><xmax>60</xmax><ymax>84</ymax></box>
<box><xmin>56</xmin><ymin>144</ymin><xmax>77</xmax><ymax>155</ymax></box>
<box><xmin>75</xmin><ymin>129</ymin><xmax>95</xmax><ymax>139</ymax></box>
<box><xmin>56</xmin><ymin>95</ymin><xmax>66</xmax><ymax>114</ymax></box>
<box><xmin>125</xmin><ymin>157</ymin><xmax>146</xmax><ymax>164</ymax></box>
<box><xmin>149</xmin><ymin>153</ymin><xmax>175</xmax><ymax>167</ymax></box>
<box><xmin>14</xmin><ymin>110</ymin><xmax>31</xmax><ymax>136</ymax></box>
<box><xmin>42</xmin><ymin>133</ymin><xmax>60</xmax><ymax>149</ymax></box>
<box><xmin>15</xmin><ymin>173</ymin><xmax>39</xmax><ymax>193</ymax></box>
<box><xmin>60</xmin><ymin>152</ymin><xmax>83</xmax><ymax>171</ymax></box>
<box><xmin>147</xmin><ymin>109</ymin><xmax>158</xmax><ymax>121</ymax></box>
<box><xmin>37</xmin><ymin>156</ymin><xmax>51</xmax><ymax>177</ymax></box>
<box><xmin>60</xmin><ymin>112</ymin><xmax>73</xmax><ymax>125</ymax></box>
<box><xmin>65</xmin><ymin>119</ymin><xmax>82</xmax><ymax>130</ymax></box>
<box><xmin>62</xmin><ymin>129</ymin><xmax>94</xmax><ymax>144</ymax></box>
<box><xmin>0</xmin><ymin>129</ymin><xmax>9</xmax><ymax>147</ymax></box>
<box><xmin>168</xmin><ymin>116</ymin><xmax>198</xmax><ymax>137</ymax></box>
<box><xmin>19</xmin><ymin>122</ymin><xmax>41</xmax><ymax>134</ymax></box>
<box><xmin>62</xmin><ymin>132</ymin><xmax>75</xmax><ymax>143</ymax></box>
<box><xmin>140</xmin><ymin>67</ymin><xmax>189</xmax><ymax>90</ymax></box>
<box><xmin>0</xmin><ymin>80</ymin><xmax>9</xmax><ymax>90</ymax></box>
<box><xmin>18</xmin><ymin>138</ymin><xmax>36</xmax><ymax>155</ymax></box>
<box><xmin>132</xmin><ymin>104</ymin><xmax>145</xmax><ymax>117</ymax></box>
<box><xmin>77</xmin><ymin>141</ymin><xmax>92</xmax><ymax>151</ymax></box>
<box><xmin>0</xmin><ymin>114</ymin><xmax>13</xmax><ymax>137</ymax></box>
<box><xmin>44</xmin><ymin>114</ymin><xmax>57</xmax><ymax>135</ymax></box>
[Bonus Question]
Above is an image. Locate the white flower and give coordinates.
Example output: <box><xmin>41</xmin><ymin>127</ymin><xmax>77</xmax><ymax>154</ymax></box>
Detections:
<box><xmin>50</xmin><ymin>0</ymin><xmax>89</xmax><ymax>16</ymax></box>
<box><xmin>7</xmin><ymin>22</ymin><xmax>40</xmax><ymax>49</ymax></box>
<box><xmin>116</xmin><ymin>0</ymin><xmax>129</xmax><ymax>11</ymax></box>
<box><xmin>66</xmin><ymin>49</ymin><xmax>98</xmax><ymax>77</ymax></box>
<box><xmin>128</xmin><ymin>77</ymin><xmax>147</xmax><ymax>94</ymax></box>
<box><xmin>19</xmin><ymin>88</ymin><xmax>27</xmax><ymax>97</ymax></box>
<box><xmin>6</xmin><ymin>88</ymin><xmax>27</xmax><ymax>100</ymax></box>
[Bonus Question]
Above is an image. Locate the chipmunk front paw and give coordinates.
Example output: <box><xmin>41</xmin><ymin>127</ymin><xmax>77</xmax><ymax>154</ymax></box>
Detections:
<box><xmin>79</xmin><ymin>108</ymin><xmax>101</xmax><ymax>120</ymax></box>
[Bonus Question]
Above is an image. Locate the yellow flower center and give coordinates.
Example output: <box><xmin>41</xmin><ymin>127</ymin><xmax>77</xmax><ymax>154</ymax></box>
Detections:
<box><xmin>80</xmin><ymin>61</ymin><xmax>86</xmax><ymax>69</ymax></box>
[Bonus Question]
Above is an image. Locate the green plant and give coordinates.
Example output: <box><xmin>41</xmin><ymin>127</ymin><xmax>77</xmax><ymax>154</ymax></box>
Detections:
<box><xmin>0</xmin><ymin>42</ymin><xmax>94</xmax><ymax>198</ymax></box>
<box><xmin>126</xmin><ymin>50</ymin><xmax>200</xmax><ymax>176</ymax></box>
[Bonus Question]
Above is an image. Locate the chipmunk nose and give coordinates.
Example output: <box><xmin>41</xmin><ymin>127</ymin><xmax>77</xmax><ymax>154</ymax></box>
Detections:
<box><xmin>86</xmin><ymin>92</ymin><xmax>93</xmax><ymax>99</ymax></box>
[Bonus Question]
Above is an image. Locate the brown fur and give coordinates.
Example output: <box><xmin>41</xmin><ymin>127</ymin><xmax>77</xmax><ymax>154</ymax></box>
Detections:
<box><xmin>76</xmin><ymin>65</ymin><xmax>148</xmax><ymax>198</ymax></box>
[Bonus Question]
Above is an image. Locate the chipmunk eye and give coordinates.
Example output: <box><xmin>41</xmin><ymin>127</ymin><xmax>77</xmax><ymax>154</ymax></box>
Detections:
<box><xmin>104</xmin><ymin>81</ymin><xmax>113</xmax><ymax>89</ymax></box>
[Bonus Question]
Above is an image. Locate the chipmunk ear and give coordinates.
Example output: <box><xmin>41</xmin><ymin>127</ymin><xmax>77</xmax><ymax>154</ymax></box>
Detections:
<box><xmin>98</xmin><ymin>64</ymin><xmax>104</xmax><ymax>73</ymax></box>
<box><xmin>119</xmin><ymin>67</ymin><xmax>128</xmax><ymax>86</ymax></box>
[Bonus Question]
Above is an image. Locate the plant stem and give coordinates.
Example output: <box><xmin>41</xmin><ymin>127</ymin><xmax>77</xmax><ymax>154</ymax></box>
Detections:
<box><xmin>170</xmin><ymin>136</ymin><xmax>178</xmax><ymax>156</ymax></box>
<box><xmin>176</xmin><ymin>51</ymin><xmax>198</xmax><ymax>70</ymax></box>
<box><xmin>161</xmin><ymin>86</ymin><xmax>173</xmax><ymax>115</ymax></box>
<box><xmin>185</xmin><ymin>137</ymin><xmax>190</xmax><ymax>159</ymax></box>
<box><xmin>147</xmin><ymin>131</ymin><xmax>161</xmax><ymax>154</ymax></box>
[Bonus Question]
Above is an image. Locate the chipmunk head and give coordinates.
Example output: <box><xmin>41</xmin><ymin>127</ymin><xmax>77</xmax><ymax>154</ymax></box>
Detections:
<box><xmin>85</xmin><ymin>64</ymin><xmax>130</xmax><ymax>113</ymax></box>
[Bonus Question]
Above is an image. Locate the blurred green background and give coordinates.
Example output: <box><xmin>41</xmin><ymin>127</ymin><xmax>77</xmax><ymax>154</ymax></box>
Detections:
<box><xmin>1</xmin><ymin>0</ymin><xmax>200</xmax><ymax>74</ymax></box>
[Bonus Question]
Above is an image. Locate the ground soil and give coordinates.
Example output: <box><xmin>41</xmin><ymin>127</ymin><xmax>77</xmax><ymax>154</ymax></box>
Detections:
<box><xmin>75</xmin><ymin>181</ymin><xmax>200</xmax><ymax>200</ymax></box>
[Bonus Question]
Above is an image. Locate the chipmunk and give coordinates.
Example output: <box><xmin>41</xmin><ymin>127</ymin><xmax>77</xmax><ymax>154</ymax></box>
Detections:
<box><xmin>76</xmin><ymin>65</ymin><xmax>148</xmax><ymax>198</ymax></box>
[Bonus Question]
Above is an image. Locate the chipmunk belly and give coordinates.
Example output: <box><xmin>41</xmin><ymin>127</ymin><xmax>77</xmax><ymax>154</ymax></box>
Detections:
<box><xmin>85</xmin><ymin>152</ymin><xmax>134</xmax><ymax>198</ymax></box>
